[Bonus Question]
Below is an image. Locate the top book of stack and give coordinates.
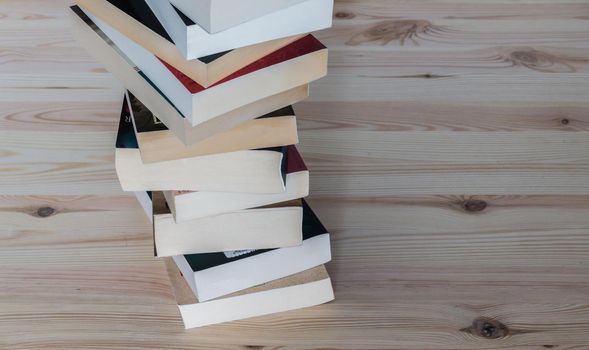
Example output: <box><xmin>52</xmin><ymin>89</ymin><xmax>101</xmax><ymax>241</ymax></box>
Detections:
<box><xmin>170</xmin><ymin>0</ymin><xmax>310</xmax><ymax>34</ymax></box>
<box><xmin>78</xmin><ymin>0</ymin><xmax>333</xmax><ymax>62</ymax></box>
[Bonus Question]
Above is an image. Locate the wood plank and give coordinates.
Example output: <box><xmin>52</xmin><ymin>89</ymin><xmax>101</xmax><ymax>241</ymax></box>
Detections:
<box><xmin>0</xmin><ymin>101</ymin><xmax>120</xmax><ymax>132</ymax></box>
<box><xmin>3</xmin><ymin>130</ymin><xmax>589</xmax><ymax>195</ymax></box>
<box><xmin>299</xmin><ymin>131</ymin><xmax>589</xmax><ymax>195</ymax></box>
<box><xmin>296</xmin><ymin>101</ymin><xmax>589</xmax><ymax>132</ymax></box>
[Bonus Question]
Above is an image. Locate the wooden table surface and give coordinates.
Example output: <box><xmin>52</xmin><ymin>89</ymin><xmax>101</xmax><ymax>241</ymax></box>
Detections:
<box><xmin>2</xmin><ymin>0</ymin><xmax>589</xmax><ymax>348</ymax></box>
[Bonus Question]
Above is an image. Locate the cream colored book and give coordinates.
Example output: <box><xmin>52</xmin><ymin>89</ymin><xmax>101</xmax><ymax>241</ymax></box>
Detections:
<box><xmin>147</xmin><ymin>192</ymin><xmax>303</xmax><ymax>257</ymax></box>
<box><xmin>165</xmin><ymin>258</ymin><xmax>334</xmax><ymax>329</ymax></box>
<box><xmin>173</xmin><ymin>200</ymin><xmax>331</xmax><ymax>302</ymax></box>
<box><xmin>164</xmin><ymin>146</ymin><xmax>309</xmax><ymax>222</ymax></box>
<box><xmin>127</xmin><ymin>92</ymin><xmax>299</xmax><ymax>164</ymax></box>
<box><xmin>69</xmin><ymin>6</ymin><xmax>309</xmax><ymax>146</ymax></box>
<box><xmin>76</xmin><ymin>0</ymin><xmax>302</xmax><ymax>87</ymax></box>
<box><xmin>115</xmin><ymin>97</ymin><xmax>288</xmax><ymax>193</ymax></box>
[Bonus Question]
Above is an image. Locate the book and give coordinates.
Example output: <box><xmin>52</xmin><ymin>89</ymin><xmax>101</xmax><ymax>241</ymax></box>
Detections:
<box><xmin>128</xmin><ymin>92</ymin><xmax>299</xmax><ymax>164</ymax></box>
<box><xmin>173</xmin><ymin>200</ymin><xmax>331</xmax><ymax>302</ymax></box>
<box><xmin>115</xmin><ymin>96</ymin><xmax>289</xmax><ymax>193</ymax></box>
<box><xmin>169</xmin><ymin>0</ymin><xmax>309</xmax><ymax>34</ymax></box>
<box><xmin>69</xmin><ymin>6</ymin><xmax>309</xmax><ymax>145</ymax></box>
<box><xmin>76</xmin><ymin>0</ymin><xmax>302</xmax><ymax>86</ymax></box>
<box><xmin>165</xmin><ymin>258</ymin><xmax>334</xmax><ymax>329</ymax></box>
<box><xmin>164</xmin><ymin>145</ymin><xmax>309</xmax><ymax>222</ymax></box>
<box><xmin>146</xmin><ymin>0</ymin><xmax>333</xmax><ymax>59</ymax></box>
<box><xmin>88</xmin><ymin>8</ymin><xmax>327</xmax><ymax>126</ymax></box>
<box><xmin>140</xmin><ymin>192</ymin><xmax>303</xmax><ymax>257</ymax></box>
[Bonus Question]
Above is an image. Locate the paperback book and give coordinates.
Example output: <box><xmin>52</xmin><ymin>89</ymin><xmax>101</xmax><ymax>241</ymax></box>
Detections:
<box><xmin>140</xmin><ymin>192</ymin><xmax>304</xmax><ymax>256</ymax></box>
<box><xmin>163</xmin><ymin>145</ymin><xmax>309</xmax><ymax>222</ymax></box>
<box><xmin>173</xmin><ymin>200</ymin><xmax>331</xmax><ymax>302</ymax></box>
<box><xmin>165</xmin><ymin>258</ymin><xmax>334</xmax><ymax>329</ymax></box>
<box><xmin>169</xmin><ymin>0</ymin><xmax>309</xmax><ymax>33</ymax></box>
<box><xmin>145</xmin><ymin>0</ymin><xmax>333</xmax><ymax>59</ymax></box>
<box><xmin>115</xmin><ymin>96</ymin><xmax>289</xmax><ymax>193</ymax></box>
<box><xmin>128</xmin><ymin>92</ymin><xmax>299</xmax><ymax>163</ymax></box>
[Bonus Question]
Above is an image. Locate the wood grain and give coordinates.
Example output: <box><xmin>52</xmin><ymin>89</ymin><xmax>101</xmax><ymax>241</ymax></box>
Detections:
<box><xmin>1</xmin><ymin>0</ymin><xmax>589</xmax><ymax>348</ymax></box>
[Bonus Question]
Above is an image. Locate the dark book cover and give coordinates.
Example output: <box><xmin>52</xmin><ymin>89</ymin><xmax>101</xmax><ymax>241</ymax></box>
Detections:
<box><xmin>128</xmin><ymin>91</ymin><xmax>295</xmax><ymax>134</ymax></box>
<box><xmin>158</xmin><ymin>34</ymin><xmax>326</xmax><ymax>94</ymax></box>
<box><xmin>171</xmin><ymin>3</ymin><xmax>195</xmax><ymax>26</ymax></box>
<box><xmin>115</xmin><ymin>95</ymin><xmax>139</xmax><ymax>149</ymax></box>
<box><xmin>104</xmin><ymin>0</ymin><xmax>230</xmax><ymax>63</ymax></box>
<box><xmin>137</xmin><ymin>72</ymin><xmax>187</xmax><ymax>119</ymax></box>
<box><xmin>184</xmin><ymin>200</ymin><xmax>327</xmax><ymax>272</ymax></box>
<box><xmin>128</xmin><ymin>92</ymin><xmax>169</xmax><ymax>133</ymax></box>
<box><xmin>106</xmin><ymin>0</ymin><xmax>173</xmax><ymax>43</ymax></box>
<box><xmin>286</xmin><ymin>144</ymin><xmax>307</xmax><ymax>173</ymax></box>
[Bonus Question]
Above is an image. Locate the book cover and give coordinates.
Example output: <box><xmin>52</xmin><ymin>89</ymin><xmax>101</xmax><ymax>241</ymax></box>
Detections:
<box><xmin>115</xmin><ymin>95</ymin><xmax>138</xmax><ymax>149</ymax></box>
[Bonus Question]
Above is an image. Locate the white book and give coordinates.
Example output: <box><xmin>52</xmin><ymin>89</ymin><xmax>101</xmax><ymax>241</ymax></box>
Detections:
<box><xmin>136</xmin><ymin>192</ymin><xmax>303</xmax><ymax>257</ymax></box>
<box><xmin>172</xmin><ymin>200</ymin><xmax>331</xmax><ymax>302</ymax></box>
<box><xmin>164</xmin><ymin>145</ymin><xmax>309</xmax><ymax>222</ymax></box>
<box><xmin>146</xmin><ymin>0</ymin><xmax>333</xmax><ymax>59</ymax></box>
<box><xmin>87</xmin><ymin>9</ymin><xmax>326</xmax><ymax>127</ymax></box>
<box><xmin>165</xmin><ymin>259</ymin><xmax>334</xmax><ymax>329</ymax></box>
<box><xmin>169</xmin><ymin>0</ymin><xmax>308</xmax><ymax>33</ymax></box>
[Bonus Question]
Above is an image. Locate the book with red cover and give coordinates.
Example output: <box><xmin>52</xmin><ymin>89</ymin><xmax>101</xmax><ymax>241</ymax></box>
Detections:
<box><xmin>159</xmin><ymin>34</ymin><xmax>325</xmax><ymax>94</ymax></box>
<box><xmin>90</xmin><ymin>8</ymin><xmax>327</xmax><ymax>126</ymax></box>
<box><xmin>284</xmin><ymin>144</ymin><xmax>307</xmax><ymax>175</ymax></box>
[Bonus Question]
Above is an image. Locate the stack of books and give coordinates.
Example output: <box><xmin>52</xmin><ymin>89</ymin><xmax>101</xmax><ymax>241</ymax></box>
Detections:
<box><xmin>69</xmin><ymin>0</ymin><xmax>334</xmax><ymax>329</ymax></box>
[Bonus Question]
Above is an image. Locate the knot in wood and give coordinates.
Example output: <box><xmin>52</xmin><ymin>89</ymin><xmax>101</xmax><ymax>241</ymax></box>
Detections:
<box><xmin>502</xmin><ymin>47</ymin><xmax>576</xmax><ymax>73</ymax></box>
<box><xmin>346</xmin><ymin>19</ymin><xmax>438</xmax><ymax>46</ymax></box>
<box><xmin>334</xmin><ymin>11</ymin><xmax>355</xmax><ymax>19</ymax></box>
<box><xmin>469</xmin><ymin>317</ymin><xmax>509</xmax><ymax>339</ymax></box>
<box><xmin>511</xmin><ymin>50</ymin><xmax>540</xmax><ymax>64</ymax></box>
<box><xmin>462</xmin><ymin>199</ymin><xmax>488</xmax><ymax>213</ymax></box>
<box><xmin>36</xmin><ymin>207</ymin><xmax>56</xmax><ymax>218</ymax></box>
<box><xmin>561</xmin><ymin>118</ymin><xmax>570</xmax><ymax>125</ymax></box>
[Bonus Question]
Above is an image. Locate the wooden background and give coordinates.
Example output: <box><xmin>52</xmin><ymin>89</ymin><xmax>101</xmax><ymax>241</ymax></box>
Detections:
<box><xmin>1</xmin><ymin>0</ymin><xmax>589</xmax><ymax>348</ymax></box>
